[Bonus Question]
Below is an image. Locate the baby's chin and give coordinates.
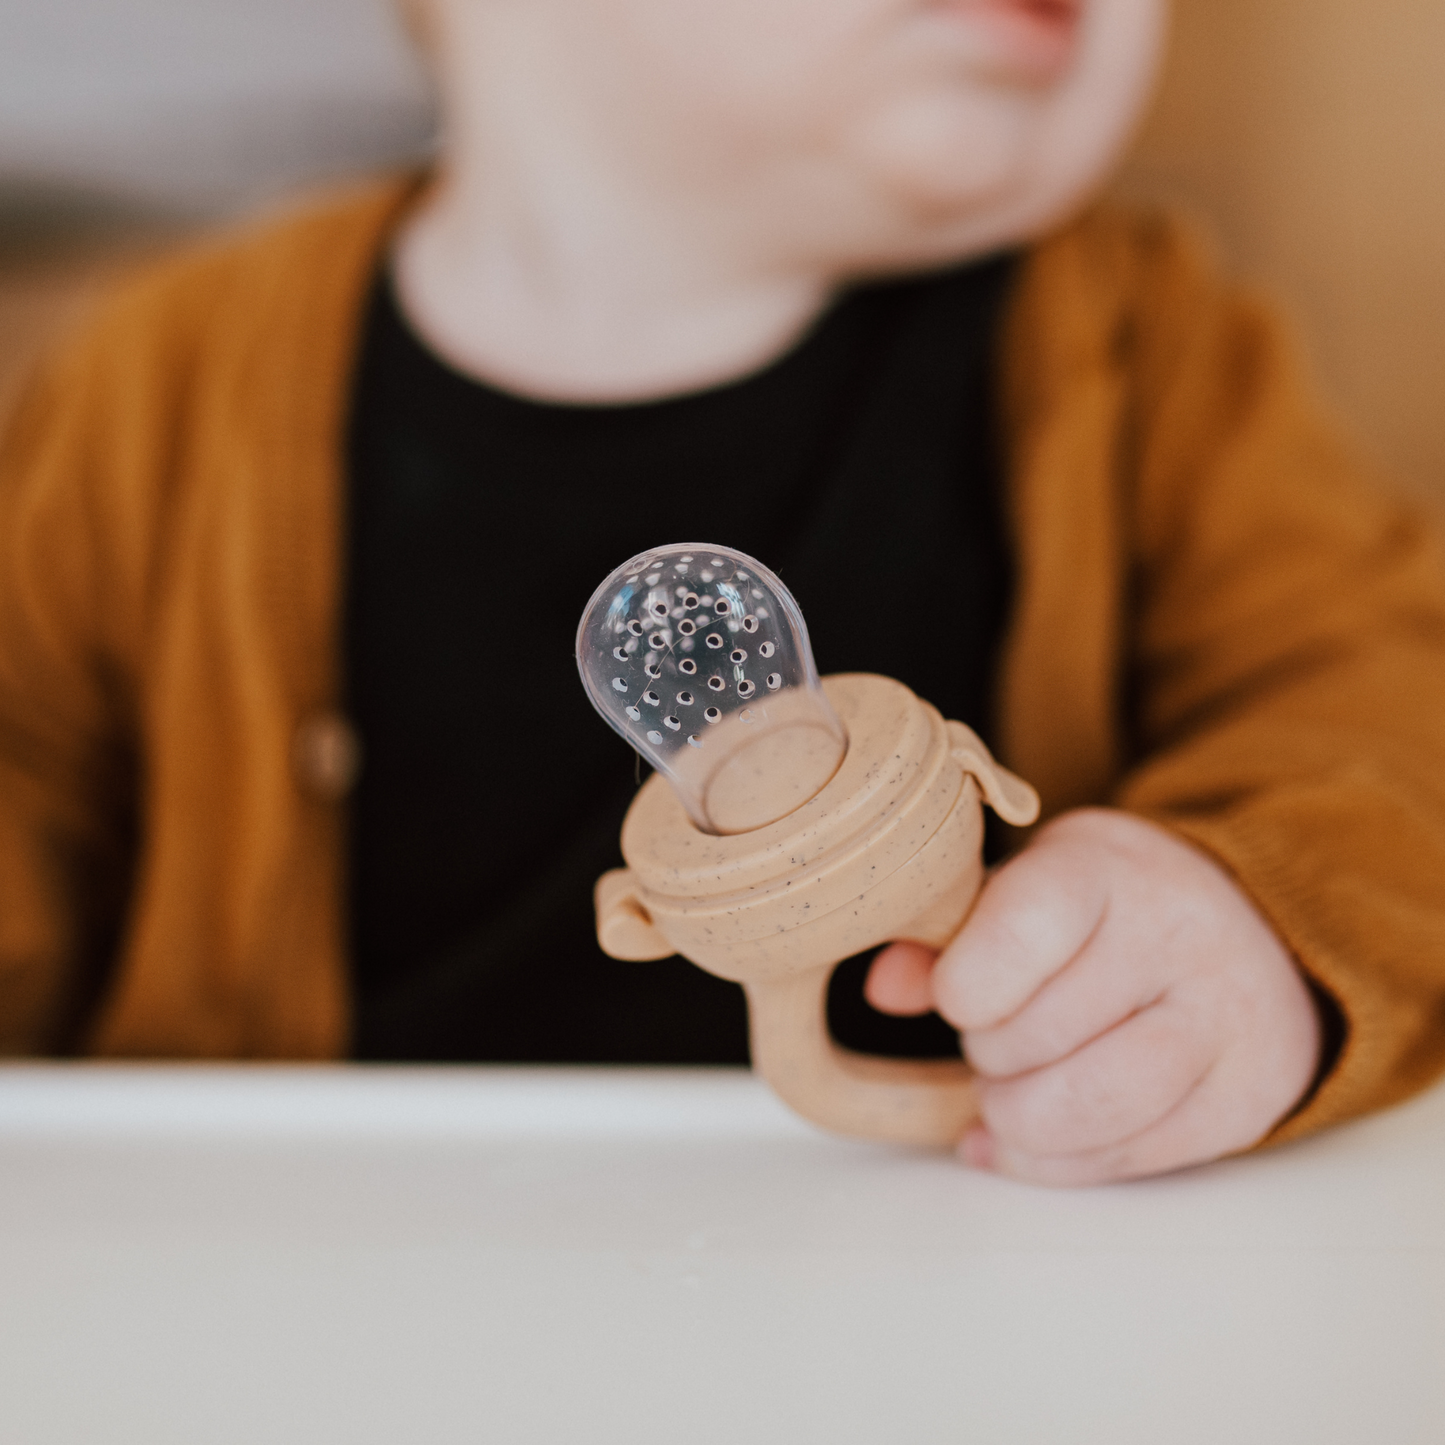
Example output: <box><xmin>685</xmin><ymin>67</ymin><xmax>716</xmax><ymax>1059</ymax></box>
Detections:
<box><xmin>845</xmin><ymin>95</ymin><xmax>1060</xmax><ymax>252</ymax></box>
<box><xmin>836</xmin><ymin>67</ymin><xmax>1127</xmax><ymax>270</ymax></box>
<box><xmin>926</xmin><ymin>0</ymin><xmax>1083</xmax><ymax>84</ymax></box>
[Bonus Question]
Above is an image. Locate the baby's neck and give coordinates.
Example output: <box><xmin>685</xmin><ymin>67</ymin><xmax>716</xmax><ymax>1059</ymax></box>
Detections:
<box><xmin>392</xmin><ymin>168</ymin><xmax>833</xmax><ymax>405</ymax></box>
<box><xmin>391</xmin><ymin>5</ymin><xmax>840</xmax><ymax>404</ymax></box>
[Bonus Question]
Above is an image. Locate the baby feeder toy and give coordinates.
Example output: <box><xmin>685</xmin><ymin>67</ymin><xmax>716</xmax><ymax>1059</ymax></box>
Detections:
<box><xmin>577</xmin><ymin>544</ymin><xmax>1039</xmax><ymax>1147</ymax></box>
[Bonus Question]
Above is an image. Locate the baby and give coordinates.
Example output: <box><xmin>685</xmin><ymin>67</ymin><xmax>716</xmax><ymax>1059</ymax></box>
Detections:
<box><xmin>2</xmin><ymin>0</ymin><xmax>1444</xmax><ymax>1185</ymax></box>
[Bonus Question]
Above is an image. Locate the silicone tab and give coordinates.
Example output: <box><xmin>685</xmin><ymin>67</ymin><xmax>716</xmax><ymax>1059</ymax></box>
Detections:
<box><xmin>594</xmin><ymin>869</ymin><xmax>674</xmax><ymax>961</ymax></box>
<box><xmin>947</xmin><ymin>721</ymin><xmax>1041</xmax><ymax>826</ymax></box>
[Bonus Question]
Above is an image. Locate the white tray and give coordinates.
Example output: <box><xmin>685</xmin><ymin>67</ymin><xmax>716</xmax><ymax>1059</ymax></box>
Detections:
<box><xmin>1</xmin><ymin>1064</ymin><xmax>1442</xmax><ymax>1444</ymax></box>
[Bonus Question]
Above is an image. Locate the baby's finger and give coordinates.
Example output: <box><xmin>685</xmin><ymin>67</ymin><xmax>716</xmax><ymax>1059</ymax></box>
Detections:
<box><xmin>975</xmin><ymin>1001</ymin><xmax>1212</xmax><ymax>1158</ymax></box>
<box><xmin>963</xmin><ymin>1062</ymin><xmax>1258</xmax><ymax>1187</ymax></box>
<box><xmin>962</xmin><ymin>931</ymin><xmax>1166</xmax><ymax>1079</ymax></box>
<box><xmin>863</xmin><ymin>941</ymin><xmax>939</xmax><ymax>1017</ymax></box>
<box><xmin>933</xmin><ymin>834</ymin><xmax>1109</xmax><ymax>1032</ymax></box>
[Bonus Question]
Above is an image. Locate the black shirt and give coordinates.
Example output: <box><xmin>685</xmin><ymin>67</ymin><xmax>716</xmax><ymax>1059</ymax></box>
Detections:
<box><xmin>344</xmin><ymin>256</ymin><xmax>1017</xmax><ymax>1062</ymax></box>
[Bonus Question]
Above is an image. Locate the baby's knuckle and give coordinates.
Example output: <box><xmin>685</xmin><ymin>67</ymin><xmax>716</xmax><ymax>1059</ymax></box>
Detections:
<box><xmin>960</xmin><ymin>1036</ymin><xmax>1017</xmax><ymax>1081</ymax></box>
<box><xmin>981</xmin><ymin>1079</ymin><xmax>1078</xmax><ymax>1155</ymax></box>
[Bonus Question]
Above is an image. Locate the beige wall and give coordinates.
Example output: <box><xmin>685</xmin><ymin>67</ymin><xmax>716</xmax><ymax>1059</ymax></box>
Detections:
<box><xmin>1119</xmin><ymin>0</ymin><xmax>1445</xmax><ymax>499</ymax></box>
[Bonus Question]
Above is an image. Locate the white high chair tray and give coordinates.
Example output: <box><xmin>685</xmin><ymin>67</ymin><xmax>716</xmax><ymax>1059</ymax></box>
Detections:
<box><xmin>0</xmin><ymin>1064</ymin><xmax>1441</xmax><ymax>1444</ymax></box>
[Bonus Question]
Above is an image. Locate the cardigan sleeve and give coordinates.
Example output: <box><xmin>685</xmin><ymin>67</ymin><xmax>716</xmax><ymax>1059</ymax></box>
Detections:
<box><xmin>0</xmin><ymin>236</ymin><xmax>216</xmax><ymax>1052</ymax></box>
<box><xmin>1107</xmin><ymin>216</ymin><xmax>1445</xmax><ymax>1144</ymax></box>
<box><xmin>0</xmin><ymin>181</ymin><xmax>407</xmax><ymax>1060</ymax></box>
<box><xmin>0</xmin><ymin>335</ymin><xmax>148</xmax><ymax>1052</ymax></box>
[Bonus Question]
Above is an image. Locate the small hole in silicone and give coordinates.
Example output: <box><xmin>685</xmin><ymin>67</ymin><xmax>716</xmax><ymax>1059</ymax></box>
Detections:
<box><xmin>740</xmin><ymin>708</ymin><xmax>756</xmax><ymax>723</ymax></box>
<box><xmin>612</xmin><ymin>647</ymin><xmax>628</xmax><ymax>661</ymax></box>
<box><xmin>678</xmin><ymin>691</ymin><xmax>694</xmax><ymax>706</ymax></box>
<box><xmin>626</xmin><ymin>706</ymin><xmax>641</xmax><ymax>721</ymax></box>
<box><xmin>714</xmin><ymin>599</ymin><xmax>731</xmax><ymax>615</ymax></box>
<box><xmin>650</xmin><ymin>601</ymin><xmax>668</xmax><ymax>618</ymax></box>
<box><xmin>627</xmin><ymin>620</ymin><xmax>644</xmax><ymax>636</ymax></box>
<box><xmin>708</xmin><ymin>676</ymin><xmax>726</xmax><ymax>691</ymax></box>
<box><xmin>647</xmin><ymin>730</ymin><xmax>663</xmax><ymax>744</ymax></box>
<box><xmin>730</xmin><ymin>649</ymin><xmax>746</xmax><ymax>664</ymax></box>
<box><xmin>706</xmin><ymin>634</ymin><xmax>723</xmax><ymax>649</ymax></box>
<box><xmin>737</xmin><ymin>680</ymin><xmax>756</xmax><ymax>699</ymax></box>
<box><xmin>664</xmin><ymin>716</ymin><xmax>681</xmax><ymax>731</ymax></box>
<box><xmin>684</xmin><ymin>593</ymin><xmax>699</xmax><ymax>610</ymax></box>
<box><xmin>611</xmin><ymin>678</ymin><xmax>628</xmax><ymax>693</ymax></box>
<box><xmin>679</xmin><ymin>659</ymin><xmax>697</xmax><ymax>676</ymax></box>
<box><xmin>766</xmin><ymin>673</ymin><xmax>782</xmax><ymax>690</ymax></box>
<box><xmin>643</xmin><ymin>691</ymin><xmax>660</xmax><ymax>705</ymax></box>
<box><xmin>687</xmin><ymin>735</ymin><xmax>703</xmax><ymax>748</ymax></box>
<box><xmin>649</xmin><ymin>632</ymin><xmax>667</xmax><ymax>648</ymax></box>
<box><xmin>678</xmin><ymin>619</ymin><xmax>696</xmax><ymax>636</ymax></box>
<box><xmin>644</xmin><ymin>663</ymin><xmax>661</xmax><ymax>679</ymax></box>
<box><xmin>704</xmin><ymin>708</ymin><xmax>721</xmax><ymax>724</ymax></box>
<box><xmin>742</xmin><ymin>615</ymin><xmax>758</xmax><ymax>633</ymax></box>
<box><xmin>759</xmin><ymin>641</ymin><xmax>775</xmax><ymax>658</ymax></box>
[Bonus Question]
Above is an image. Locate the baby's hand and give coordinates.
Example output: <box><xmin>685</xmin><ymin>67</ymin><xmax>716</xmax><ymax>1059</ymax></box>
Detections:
<box><xmin>866</xmin><ymin>809</ymin><xmax>1323</xmax><ymax>1185</ymax></box>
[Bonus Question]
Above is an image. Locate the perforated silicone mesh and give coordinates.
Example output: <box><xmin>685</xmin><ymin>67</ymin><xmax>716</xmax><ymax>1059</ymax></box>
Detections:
<box><xmin>577</xmin><ymin>544</ymin><xmax>847</xmax><ymax>834</ymax></box>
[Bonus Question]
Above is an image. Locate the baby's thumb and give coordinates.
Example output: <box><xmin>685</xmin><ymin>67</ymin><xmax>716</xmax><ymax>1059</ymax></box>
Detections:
<box><xmin>863</xmin><ymin>940</ymin><xmax>940</xmax><ymax>1016</ymax></box>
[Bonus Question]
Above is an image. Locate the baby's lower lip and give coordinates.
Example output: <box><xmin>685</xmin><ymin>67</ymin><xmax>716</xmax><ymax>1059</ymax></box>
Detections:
<box><xmin>945</xmin><ymin>0</ymin><xmax>1080</xmax><ymax>27</ymax></box>
<box><xmin>930</xmin><ymin>0</ymin><xmax>1083</xmax><ymax>79</ymax></box>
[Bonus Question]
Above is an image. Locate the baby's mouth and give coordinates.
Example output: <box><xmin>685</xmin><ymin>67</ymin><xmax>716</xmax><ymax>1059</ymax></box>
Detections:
<box><xmin>931</xmin><ymin>0</ymin><xmax>1084</xmax><ymax>81</ymax></box>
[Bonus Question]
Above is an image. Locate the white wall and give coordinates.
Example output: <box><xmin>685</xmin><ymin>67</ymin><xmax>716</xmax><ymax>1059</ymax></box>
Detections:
<box><xmin>0</xmin><ymin>0</ymin><xmax>432</xmax><ymax>211</ymax></box>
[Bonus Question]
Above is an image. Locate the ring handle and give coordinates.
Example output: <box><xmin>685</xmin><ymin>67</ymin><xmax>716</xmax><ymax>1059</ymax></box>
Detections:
<box><xmin>744</xmin><ymin>966</ymin><xmax>978</xmax><ymax>1148</ymax></box>
<box><xmin>595</xmin><ymin>872</ymin><xmax>978</xmax><ymax>1147</ymax></box>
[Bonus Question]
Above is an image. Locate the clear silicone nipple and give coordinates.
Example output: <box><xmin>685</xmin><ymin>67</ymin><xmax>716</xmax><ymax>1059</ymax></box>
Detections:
<box><xmin>577</xmin><ymin>545</ymin><xmax>847</xmax><ymax>835</ymax></box>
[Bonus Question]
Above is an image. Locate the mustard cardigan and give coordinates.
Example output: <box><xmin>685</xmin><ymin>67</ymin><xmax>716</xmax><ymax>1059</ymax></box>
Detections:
<box><xmin>3</xmin><ymin>178</ymin><xmax>1445</xmax><ymax>1149</ymax></box>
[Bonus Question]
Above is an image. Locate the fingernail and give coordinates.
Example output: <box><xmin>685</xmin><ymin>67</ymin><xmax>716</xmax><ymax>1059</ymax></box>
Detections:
<box><xmin>959</xmin><ymin>1126</ymin><xmax>995</xmax><ymax>1171</ymax></box>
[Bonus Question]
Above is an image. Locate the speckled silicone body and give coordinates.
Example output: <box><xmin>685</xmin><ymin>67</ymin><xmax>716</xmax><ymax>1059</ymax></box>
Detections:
<box><xmin>594</xmin><ymin>673</ymin><xmax>1040</xmax><ymax>1148</ymax></box>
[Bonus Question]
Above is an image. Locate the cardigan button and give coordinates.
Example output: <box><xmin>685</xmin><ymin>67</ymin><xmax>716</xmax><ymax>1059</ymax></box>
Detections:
<box><xmin>292</xmin><ymin>711</ymin><xmax>362</xmax><ymax>801</ymax></box>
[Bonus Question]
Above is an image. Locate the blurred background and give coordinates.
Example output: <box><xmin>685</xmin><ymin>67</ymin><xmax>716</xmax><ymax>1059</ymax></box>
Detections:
<box><xmin>1</xmin><ymin>0</ymin><xmax>1442</xmax><ymax>499</ymax></box>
